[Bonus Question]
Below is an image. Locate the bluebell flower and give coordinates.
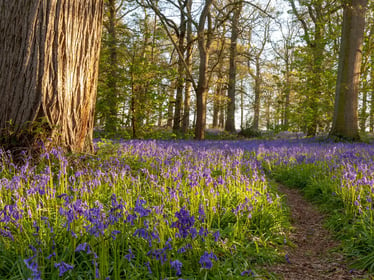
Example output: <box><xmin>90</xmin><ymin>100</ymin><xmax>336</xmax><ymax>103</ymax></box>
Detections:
<box><xmin>54</xmin><ymin>261</ymin><xmax>74</xmax><ymax>277</ymax></box>
<box><xmin>125</xmin><ymin>213</ymin><xmax>137</xmax><ymax>225</ymax></box>
<box><xmin>0</xmin><ymin>229</ymin><xmax>14</xmax><ymax>241</ymax></box>
<box><xmin>170</xmin><ymin>259</ymin><xmax>183</xmax><ymax>276</ymax></box>
<box><xmin>75</xmin><ymin>242</ymin><xmax>92</xmax><ymax>254</ymax></box>
<box><xmin>241</xmin><ymin>269</ymin><xmax>254</xmax><ymax>276</ymax></box>
<box><xmin>47</xmin><ymin>252</ymin><xmax>56</xmax><ymax>259</ymax></box>
<box><xmin>212</xmin><ymin>230</ymin><xmax>220</xmax><ymax>242</ymax></box>
<box><xmin>111</xmin><ymin>230</ymin><xmax>121</xmax><ymax>240</ymax></box>
<box><xmin>145</xmin><ymin>261</ymin><xmax>152</xmax><ymax>274</ymax></box>
<box><xmin>285</xmin><ymin>254</ymin><xmax>291</xmax><ymax>264</ymax></box>
<box><xmin>134</xmin><ymin>228</ymin><xmax>150</xmax><ymax>240</ymax></box>
<box><xmin>147</xmin><ymin>248</ymin><xmax>168</xmax><ymax>264</ymax></box>
<box><xmin>124</xmin><ymin>248</ymin><xmax>135</xmax><ymax>261</ymax></box>
<box><xmin>198</xmin><ymin>204</ymin><xmax>205</xmax><ymax>222</ymax></box>
<box><xmin>199</xmin><ymin>251</ymin><xmax>217</xmax><ymax>269</ymax></box>
<box><xmin>24</xmin><ymin>255</ymin><xmax>41</xmax><ymax>280</ymax></box>
<box><xmin>171</xmin><ymin>206</ymin><xmax>195</xmax><ymax>238</ymax></box>
<box><xmin>134</xmin><ymin>197</ymin><xmax>151</xmax><ymax>217</ymax></box>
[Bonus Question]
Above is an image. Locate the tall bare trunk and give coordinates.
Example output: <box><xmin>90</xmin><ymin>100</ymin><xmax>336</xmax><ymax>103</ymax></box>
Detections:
<box><xmin>360</xmin><ymin>89</ymin><xmax>368</xmax><ymax>132</ymax></box>
<box><xmin>104</xmin><ymin>0</ymin><xmax>120</xmax><ymax>132</ymax></box>
<box><xmin>182</xmin><ymin>0</ymin><xmax>193</xmax><ymax>134</ymax></box>
<box><xmin>370</xmin><ymin>55</ymin><xmax>374</xmax><ymax>132</ymax></box>
<box><xmin>173</xmin><ymin>9</ymin><xmax>186</xmax><ymax>132</ymax></box>
<box><xmin>213</xmin><ymin>77</ymin><xmax>223</xmax><ymax>128</ymax></box>
<box><xmin>252</xmin><ymin>56</ymin><xmax>261</xmax><ymax>130</ymax></box>
<box><xmin>284</xmin><ymin>54</ymin><xmax>291</xmax><ymax>130</ymax></box>
<box><xmin>0</xmin><ymin>0</ymin><xmax>104</xmax><ymax>153</ymax></box>
<box><xmin>240</xmin><ymin>80</ymin><xmax>244</xmax><ymax>129</ymax></box>
<box><xmin>195</xmin><ymin>0</ymin><xmax>213</xmax><ymax>140</ymax></box>
<box><xmin>225</xmin><ymin>2</ymin><xmax>242</xmax><ymax>133</ymax></box>
<box><xmin>219</xmin><ymin>89</ymin><xmax>225</xmax><ymax>129</ymax></box>
<box><xmin>330</xmin><ymin>0</ymin><xmax>367</xmax><ymax>140</ymax></box>
<box><xmin>167</xmin><ymin>85</ymin><xmax>175</xmax><ymax>128</ymax></box>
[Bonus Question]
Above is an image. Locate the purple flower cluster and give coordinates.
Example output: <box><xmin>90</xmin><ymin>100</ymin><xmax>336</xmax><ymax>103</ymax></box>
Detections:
<box><xmin>199</xmin><ymin>251</ymin><xmax>218</xmax><ymax>269</ymax></box>
<box><xmin>1</xmin><ymin>139</ymin><xmax>311</xmax><ymax>278</ymax></box>
<box><xmin>171</xmin><ymin>206</ymin><xmax>196</xmax><ymax>239</ymax></box>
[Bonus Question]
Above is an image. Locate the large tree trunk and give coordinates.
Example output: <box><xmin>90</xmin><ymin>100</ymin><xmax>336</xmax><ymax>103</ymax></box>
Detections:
<box><xmin>330</xmin><ymin>0</ymin><xmax>367</xmax><ymax>140</ymax></box>
<box><xmin>0</xmin><ymin>0</ymin><xmax>104</xmax><ymax>153</ymax></box>
<box><xmin>225</xmin><ymin>2</ymin><xmax>242</xmax><ymax>133</ymax></box>
<box><xmin>195</xmin><ymin>0</ymin><xmax>213</xmax><ymax>140</ymax></box>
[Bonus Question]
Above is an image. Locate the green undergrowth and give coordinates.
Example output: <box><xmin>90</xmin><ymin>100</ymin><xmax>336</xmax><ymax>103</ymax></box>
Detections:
<box><xmin>266</xmin><ymin>161</ymin><xmax>374</xmax><ymax>274</ymax></box>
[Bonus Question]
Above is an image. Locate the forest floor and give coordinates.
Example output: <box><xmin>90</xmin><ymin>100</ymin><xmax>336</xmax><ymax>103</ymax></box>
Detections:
<box><xmin>263</xmin><ymin>184</ymin><xmax>371</xmax><ymax>280</ymax></box>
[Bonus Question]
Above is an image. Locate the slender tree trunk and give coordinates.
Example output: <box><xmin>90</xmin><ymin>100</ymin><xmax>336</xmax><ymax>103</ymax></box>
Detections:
<box><xmin>104</xmin><ymin>0</ymin><xmax>120</xmax><ymax>132</ymax></box>
<box><xmin>240</xmin><ymin>80</ymin><xmax>244</xmax><ymax>129</ymax></box>
<box><xmin>195</xmin><ymin>0</ymin><xmax>213</xmax><ymax>140</ymax></box>
<box><xmin>131</xmin><ymin>95</ymin><xmax>137</xmax><ymax>139</ymax></box>
<box><xmin>225</xmin><ymin>2</ymin><xmax>242</xmax><ymax>133</ymax></box>
<box><xmin>173</xmin><ymin>10</ymin><xmax>186</xmax><ymax>133</ymax></box>
<box><xmin>252</xmin><ymin>57</ymin><xmax>261</xmax><ymax>131</ymax></box>
<box><xmin>167</xmin><ymin>86</ymin><xmax>175</xmax><ymax>128</ymax></box>
<box><xmin>158</xmin><ymin>90</ymin><xmax>163</xmax><ymax>127</ymax></box>
<box><xmin>330</xmin><ymin>0</ymin><xmax>367</xmax><ymax>140</ymax></box>
<box><xmin>360</xmin><ymin>89</ymin><xmax>368</xmax><ymax>132</ymax></box>
<box><xmin>182</xmin><ymin>0</ymin><xmax>193</xmax><ymax>134</ymax></box>
<box><xmin>307</xmin><ymin>22</ymin><xmax>324</xmax><ymax>136</ymax></box>
<box><xmin>284</xmin><ymin>54</ymin><xmax>291</xmax><ymax>130</ymax></box>
<box><xmin>370</xmin><ymin>55</ymin><xmax>374</xmax><ymax>132</ymax></box>
<box><xmin>219</xmin><ymin>89</ymin><xmax>225</xmax><ymax>129</ymax></box>
<box><xmin>0</xmin><ymin>0</ymin><xmax>104</xmax><ymax>153</ymax></box>
<box><xmin>212</xmin><ymin>79</ymin><xmax>222</xmax><ymax>128</ymax></box>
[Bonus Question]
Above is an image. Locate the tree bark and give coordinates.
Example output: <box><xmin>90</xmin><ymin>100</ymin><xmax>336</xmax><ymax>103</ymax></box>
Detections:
<box><xmin>252</xmin><ymin>56</ymin><xmax>261</xmax><ymax>131</ymax></box>
<box><xmin>219</xmin><ymin>88</ymin><xmax>225</xmax><ymax>129</ymax></box>
<box><xmin>225</xmin><ymin>2</ymin><xmax>242</xmax><ymax>133</ymax></box>
<box><xmin>360</xmin><ymin>86</ymin><xmax>368</xmax><ymax>132</ymax></box>
<box><xmin>370</xmin><ymin>54</ymin><xmax>374</xmax><ymax>132</ymax></box>
<box><xmin>195</xmin><ymin>0</ymin><xmax>213</xmax><ymax>140</ymax></box>
<box><xmin>167</xmin><ymin>85</ymin><xmax>175</xmax><ymax>128</ymax></box>
<box><xmin>330</xmin><ymin>0</ymin><xmax>367</xmax><ymax>140</ymax></box>
<box><xmin>284</xmin><ymin>53</ymin><xmax>291</xmax><ymax>130</ymax></box>
<box><xmin>213</xmin><ymin>75</ymin><xmax>223</xmax><ymax>128</ymax></box>
<box><xmin>173</xmin><ymin>5</ymin><xmax>186</xmax><ymax>133</ymax></box>
<box><xmin>0</xmin><ymin>0</ymin><xmax>104</xmax><ymax>153</ymax></box>
<box><xmin>182</xmin><ymin>0</ymin><xmax>193</xmax><ymax>134</ymax></box>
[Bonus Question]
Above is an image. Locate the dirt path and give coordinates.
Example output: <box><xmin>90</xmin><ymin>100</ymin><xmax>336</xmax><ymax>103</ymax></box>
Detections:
<box><xmin>265</xmin><ymin>184</ymin><xmax>369</xmax><ymax>280</ymax></box>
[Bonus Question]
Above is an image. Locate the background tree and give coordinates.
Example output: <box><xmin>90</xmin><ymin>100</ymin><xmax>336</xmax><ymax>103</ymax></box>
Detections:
<box><xmin>97</xmin><ymin>0</ymin><xmax>129</xmax><ymax>134</ymax></box>
<box><xmin>248</xmin><ymin>17</ymin><xmax>270</xmax><ymax>131</ymax></box>
<box><xmin>330</xmin><ymin>0</ymin><xmax>368</xmax><ymax>140</ymax></box>
<box><xmin>225</xmin><ymin>0</ymin><xmax>243</xmax><ymax>133</ymax></box>
<box><xmin>288</xmin><ymin>0</ymin><xmax>341</xmax><ymax>136</ymax></box>
<box><xmin>0</xmin><ymin>0</ymin><xmax>104</xmax><ymax>153</ymax></box>
<box><xmin>271</xmin><ymin>17</ymin><xmax>297</xmax><ymax>130</ymax></box>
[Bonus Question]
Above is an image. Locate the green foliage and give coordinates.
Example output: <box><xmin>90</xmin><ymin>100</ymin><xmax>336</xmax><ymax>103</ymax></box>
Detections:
<box><xmin>267</xmin><ymin>151</ymin><xmax>374</xmax><ymax>273</ymax></box>
<box><xmin>96</xmin><ymin>3</ymin><xmax>177</xmax><ymax>136</ymax></box>
<box><xmin>238</xmin><ymin>127</ymin><xmax>262</xmax><ymax>139</ymax></box>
